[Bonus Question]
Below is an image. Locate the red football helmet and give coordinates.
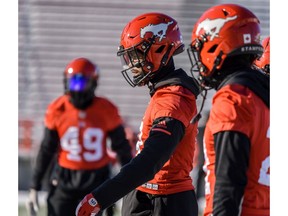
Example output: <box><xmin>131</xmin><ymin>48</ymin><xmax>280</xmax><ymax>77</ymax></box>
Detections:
<box><xmin>117</xmin><ymin>12</ymin><xmax>184</xmax><ymax>87</ymax></box>
<box><xmin>64</xmin><ymin>57</ymin><xmax>99</xmax><ymax>93</ymax></box>
<box><xmin>63</xmin><ymin>57</ymin><xmax>99</xmax><ymax>109</ymax></box>
<box><xmin>254</xmin><ymin>36</ymin><xmax>270</xmax><ymax>75</ymax></box>
<box><xmin>187</xmin><ymin>4</ymin><xmax>263</xmax><ymax>88</ymax></box>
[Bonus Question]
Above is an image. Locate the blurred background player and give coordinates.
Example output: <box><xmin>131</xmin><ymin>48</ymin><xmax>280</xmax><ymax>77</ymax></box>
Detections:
<box><xmin>254</xmin><ymin>36</ymin><xmax>270</xmax><ymax>75</ymax></box>
<box><xmin>75</xmin><ymin>12</ymin><xmax>200</xmax><ymax>216</ymax></box>
<box><xmin>187</xmin><ymin>4</ymin><xmax>270</xmax><ymax>216</ymax></box>
<box><xmin>26</xmin><ymin>57</ymin><xmax>132</xmax><ymax>216</ymax></box>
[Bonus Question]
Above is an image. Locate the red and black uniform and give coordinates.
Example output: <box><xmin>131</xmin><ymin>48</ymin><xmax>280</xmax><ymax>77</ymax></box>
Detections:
<box><xmin>203</xmin><ymin>68</ymin><xmax>270</xmax><ymax>216</ymax></box>
<box><xmin>90</xmin><ymin>67</ymin><xmax>200</xmax><ymax>216</ymax></box>
<box><xmin>30</xmin><ymin>95</ymin><xmax>132</xmax><ymax>216</ymax></box>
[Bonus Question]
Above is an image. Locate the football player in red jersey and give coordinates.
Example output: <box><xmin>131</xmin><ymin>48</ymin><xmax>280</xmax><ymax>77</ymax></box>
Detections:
<box><xmin>187</xmin><ymin>4</ymin><xmax>270</xmax><ymax>216</ymax></box>
<box><xmin>75</xmin><ymin>12</ymin><xmax>200</xmax><ymax>216</ymax></box>
<box><xmin>254</xmin><ymin>36</ymin><xmax>270</xmax><ymax>76</ymax></box>
<box><xmin>27</xmin><ymin>57</ymin><xmax>132</xmax><ymax>216</ymax></box>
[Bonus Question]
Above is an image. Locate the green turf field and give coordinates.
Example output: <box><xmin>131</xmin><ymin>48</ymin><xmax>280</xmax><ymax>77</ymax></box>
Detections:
<box><xmin>18</xmin><ymin>204</ymin><xmax>46</xmax><ymax>216</ymax></box>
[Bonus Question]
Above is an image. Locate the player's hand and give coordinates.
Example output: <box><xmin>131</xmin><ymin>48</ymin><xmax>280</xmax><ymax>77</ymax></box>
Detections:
<box><xmin>75</xmin><ymin>193</ymin><xmax>101</xmax><ymax>216</ymax></box>
<box><xmin>26</xmin><ymin>188</ymin><xmax>39</xmax><ymax>216</ymax></box>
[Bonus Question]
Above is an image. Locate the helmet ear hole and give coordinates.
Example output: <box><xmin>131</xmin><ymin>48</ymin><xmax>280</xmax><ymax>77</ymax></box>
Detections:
<box><xmin>156</xmin><ymin>45</ymin><xmax>165</xmax><ymax>53</ymax></box>
<box><xmin>208</xmin><ymin>45</ymin><xmax>218</xmax><ymax>53</ymax></box>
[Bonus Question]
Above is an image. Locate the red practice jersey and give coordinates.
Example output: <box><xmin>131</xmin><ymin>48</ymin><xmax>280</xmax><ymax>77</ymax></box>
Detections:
<box><xmin>44</xmin><ymin>95</ymin><xmax>123</xmax><ymax>170</ymax></box>
<box><xmin>203</xmin><ymin>84</ymin><xmax>270</xmax><ymax>216</ymax></box>
<box><xmin>136</xmin><ymin>85</ymin><xmax>198</xmax><ymax>195</ymax></box>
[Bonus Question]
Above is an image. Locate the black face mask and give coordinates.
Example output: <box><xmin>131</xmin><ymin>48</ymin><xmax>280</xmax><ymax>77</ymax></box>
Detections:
<box><xmin>69</xmin><ymin>91</ymin><xmax>94</xmax><ymax>110</ymax></box>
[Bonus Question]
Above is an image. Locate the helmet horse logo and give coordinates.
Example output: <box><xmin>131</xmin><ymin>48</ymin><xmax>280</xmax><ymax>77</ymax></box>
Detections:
<box><xmin>196</xmin><ymin>16</ymin><xmax>237</xmax><ymax>41</ymax></box>
<box><xmin>140</xmin><ymin>21</ymin><xmax>173</xmax><ymax>42</ymax></box>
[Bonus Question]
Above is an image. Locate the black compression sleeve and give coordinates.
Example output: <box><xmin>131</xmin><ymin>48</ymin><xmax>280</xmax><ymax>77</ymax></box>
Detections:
<box><xmin>213</xmin><ymin>131</ymin><xmax>250</xmax><ymax>216</ymax></box>
<box><xmin>92</xmin><ymin>117</ymin><xmax>185</xmax><ymax>209</ymax></box>
<box><xmin>108</xmin><ymin>125</ymin><xmax>132</xmax><ymax>166</ymax></box>
<box><xmin>30</xmin><ymin>127</ymin><xmax>59</xmax><ymax>190</ymax></box>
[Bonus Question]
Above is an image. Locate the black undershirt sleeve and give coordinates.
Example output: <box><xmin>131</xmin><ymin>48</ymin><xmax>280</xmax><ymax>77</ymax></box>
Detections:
<box><xmin>30</xmin><ymin>127</ymin><xmax>59</xmax><ymax>190</ymax></box>
<box><xmin>108</xmin><ymin>125</ymin><xmax>133</xmax><ymax>166</ymax></box>
<box><xmin>213</xmin><ymin>131</ymin><xmax>250</xmax><ymax>216</ymax></box>
<box><xmin>92</xmin><ymin>117</ymin><xmax>185</xmax><ymax>209</ymax></box>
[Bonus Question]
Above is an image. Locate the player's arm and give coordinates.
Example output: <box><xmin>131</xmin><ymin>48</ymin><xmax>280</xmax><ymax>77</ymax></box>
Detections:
<box><xmin>213</xmin><ymin>131</ymin><xmax>250</xmax><ymax>216</ymax></box>
<box><xmin>30</xmin><ymin>127</ymin><xmax>59</xmax><ymax>190</ymax></box>
<box><xmin>90</xmin><ymin>117</ymin><xmax>185</xmax><ymax>209</ymax></box>
<box><xmin>108</xmin><ymin>125</ymin><xmax>133</xmax><ymax>166</ymax></box>
<box><xmin>27</xmin><ymin>127</ymin><xmax>59</xmax><ymax>215</ymax></box>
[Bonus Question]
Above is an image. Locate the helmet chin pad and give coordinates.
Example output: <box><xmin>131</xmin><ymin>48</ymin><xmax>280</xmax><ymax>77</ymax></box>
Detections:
<box><xmin>69</xmin><ymin>91</ymin><xmax>94</xmax><ymax>110</ymax></box>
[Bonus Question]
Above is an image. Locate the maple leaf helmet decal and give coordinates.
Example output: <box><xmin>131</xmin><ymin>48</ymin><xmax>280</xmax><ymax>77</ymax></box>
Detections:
<box><xmin>187</xmin><ymin>4</ymin><xmax>263</xmax><ymax>88</ymax></box>
<box><xmin>117</xmin><ymin>12</ymin><xmax>184</xmax><ymax>87</ymax></box>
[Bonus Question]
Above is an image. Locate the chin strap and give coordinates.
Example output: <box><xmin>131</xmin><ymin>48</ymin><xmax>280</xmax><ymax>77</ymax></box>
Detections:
<box><xmin>191</xmin><ymin>89</ymin><xmax>207</xmax><ymax>124</ymax></box>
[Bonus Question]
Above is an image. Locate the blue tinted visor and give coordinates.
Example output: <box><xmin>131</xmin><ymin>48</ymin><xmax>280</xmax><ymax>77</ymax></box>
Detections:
<box><xmin>68</xmin><ymin>74</ymin><xmax>89</xmax><ymax>92</ymax></box>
